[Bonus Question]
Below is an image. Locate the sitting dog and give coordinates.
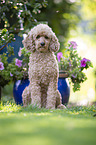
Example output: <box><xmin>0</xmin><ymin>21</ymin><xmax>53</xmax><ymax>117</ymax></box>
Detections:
<box><xmin>22</xmin><ymin>24</ymin><xmax>65</xmax><ymax>109</ymax></box>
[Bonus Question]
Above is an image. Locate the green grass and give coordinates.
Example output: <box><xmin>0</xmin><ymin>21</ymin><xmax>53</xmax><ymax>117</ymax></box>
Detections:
<box><xmin>0</xmin><ymin>103</ymin><xmax>96</xmax><ymax>145</ymax></box>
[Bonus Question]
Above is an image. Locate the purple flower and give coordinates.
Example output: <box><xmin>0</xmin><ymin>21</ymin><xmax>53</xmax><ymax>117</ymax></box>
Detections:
<box><xmin>69</xmin><ymin>41</ymin><xmax>77</xmax><ymax>49</ymax></box>
<box><xmin>57</xmin><ymin>52</ymin><xmax>63</xmax><ymax>62</ymax></box>
<box><xmin>10</xmin><ymin>72</ymin><xmax>13</xmax><ymax>77</ymax></box>
<box><xmin>0</xmin><ymin>62</ymin><xmax>4</xmax><ymax>70</ymax></box>
<box><xmin>69</xmin><ymin>61</ymin><xmax>71</xmax><ymax>67</ymax></box>
<box><xmin>80</xmin><ymin>58</ymin><xmax>90</xmax><ymax>67</ymax></box>
<box><xmin>15</xmin><ymin>59</ymin><xmax>22</xmax><ymax>67</ymax></box>
<box><xmin>72</xmin><ymin>74</ymin><xmax>77</xmax><ymax>78</ymax></box>
<box><xmin>18</xmin><ymin>47</ymin><xmax>23</xmax><ymax>57</ymax></box>
<box><xmin>72</xmin><ymin>74</ymin><xmax>76</xmax><ymax>78</ymax></box>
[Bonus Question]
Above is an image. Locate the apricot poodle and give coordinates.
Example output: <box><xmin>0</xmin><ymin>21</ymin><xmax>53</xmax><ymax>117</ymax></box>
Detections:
<box><xmin>22</xmin><ymin>24</ymin><xmax>65</xmax><ymax>109</ymax></box>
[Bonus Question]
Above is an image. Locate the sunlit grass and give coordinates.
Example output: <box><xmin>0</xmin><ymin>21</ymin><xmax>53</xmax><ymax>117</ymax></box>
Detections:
<box><xmin>0</xmin><ymin>103</ymin><xmax>96</xmax><ymax>145</ymax></box>
<box><xmin>0</xmin><ymin>102</ymin><xmax>21</xmax><ymax>113</ymax></box>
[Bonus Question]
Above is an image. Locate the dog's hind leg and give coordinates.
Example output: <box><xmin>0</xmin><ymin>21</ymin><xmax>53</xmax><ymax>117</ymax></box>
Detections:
<box><xmin>22</xmin><ymin>85</ymin><xmax>31</xmax><ymax>107</ymax></box>
<box><xmin>55</xmin><ymin>90</ymin><xmax>62</xmax><ymax>107</ymax></box>
<box><xmin>56</xmin><ymin>90</ymin><xmax>66</xmax><ymax>109</ymax></box>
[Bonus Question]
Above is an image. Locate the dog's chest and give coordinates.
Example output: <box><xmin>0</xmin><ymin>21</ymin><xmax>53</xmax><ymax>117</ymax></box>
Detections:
<box><xmin>29</xmin><ymin>53</ymin><xmax>58</xmax><ymax>77</ymax></box>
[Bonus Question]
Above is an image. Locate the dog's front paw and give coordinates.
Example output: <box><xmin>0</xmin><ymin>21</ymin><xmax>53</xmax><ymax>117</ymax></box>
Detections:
<box><xmin>57</xmin><ymin>104</ymin><xmax>66</xmax><ymax>109</ymax></box>
<box><xmin>22</xmin><ymin>104</ymin><xmax>27</xmax><ymax>107</ymax></box>
<box><xmin>46</xmin><ymin>105</ymin><xmax>55</xmax><ymax>110</ymax></box>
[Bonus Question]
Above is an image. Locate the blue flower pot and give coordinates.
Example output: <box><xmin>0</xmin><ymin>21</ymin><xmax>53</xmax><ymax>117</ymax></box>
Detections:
<box><xmin>58</xmin><ymin>78</ymin><xmax>70</xmax><ymax>105</ymax></box>
<box><xmin>13</xmin><ymin>77</ymin><xmax>70</xmax><ymax>105</ymax></box>
<box><xmin>13</xmin><ymin>79</ymin><xmax>29</xmax><ymax>105</ymax></box>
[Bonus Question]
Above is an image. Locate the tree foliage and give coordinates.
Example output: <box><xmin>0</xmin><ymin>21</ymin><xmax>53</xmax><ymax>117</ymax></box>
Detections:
<box><xmin>80</xmin><ymin>0</ymin><xmax>96</xmax><ymax>35</ymax></box>
<box><xmin>0</xmin><ymin>0</ymin><xmax>48</xmax><ymax>32</ymax></box>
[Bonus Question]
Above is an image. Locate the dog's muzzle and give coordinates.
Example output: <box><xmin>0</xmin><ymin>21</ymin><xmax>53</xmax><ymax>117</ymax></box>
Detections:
<box><xmin>40</xmin><ymin>42</ymin><xmax>45</xmax><ymax>46</ymax></box>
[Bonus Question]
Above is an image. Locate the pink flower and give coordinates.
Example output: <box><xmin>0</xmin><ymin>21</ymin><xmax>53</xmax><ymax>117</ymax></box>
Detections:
<box><xmin>57</xmin><ymin>52</ymin><xmax>63</xmax><ymax>62</ymax></box>
<box><xmin>80</xmin><ymin>58</ymin><xmax>90</xmax><ymax>67</ymax></box>
<box><xmin>69</xmin><ymin>41</ymin><xmax>77</xmax><ymax>49</ymax></box>
<box><xmin>18</xmin><ymin>47</ymin><xmax>23</xmax><ymax>57</ymax></box>
<box><xmin>0</xmin><ymin>62</ymin><xmax>4</xmax><ymax>70</ymax></box>
<box><xmin>15</xmin><ymin>59</ymin><xmax>22</xmax><ymax>67</ymax></box>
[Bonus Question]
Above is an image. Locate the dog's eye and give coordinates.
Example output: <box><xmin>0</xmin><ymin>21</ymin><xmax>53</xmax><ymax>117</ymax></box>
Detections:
<box><xmin>36</xmin><ymin>35</ymin><xmax>40</xmax><ymax>39</ymax></box>
<box><xmin>45</xmin><ymin>36</ymin><xmax>49</xmax><ymax>39</ymax></box>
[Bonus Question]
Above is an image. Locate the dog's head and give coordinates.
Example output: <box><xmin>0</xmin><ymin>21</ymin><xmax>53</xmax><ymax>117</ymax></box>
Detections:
<box><xmin>22</xmin><ymin>24</ymin><xmax>60</xmax><ymax>53</ymax></box>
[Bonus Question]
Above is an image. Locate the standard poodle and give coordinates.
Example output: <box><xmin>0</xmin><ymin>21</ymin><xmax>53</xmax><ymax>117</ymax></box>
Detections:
<box><xmin>22</xmin><ymin>24</ymin><xmax>65</xmax><ymax>109</ymax></box>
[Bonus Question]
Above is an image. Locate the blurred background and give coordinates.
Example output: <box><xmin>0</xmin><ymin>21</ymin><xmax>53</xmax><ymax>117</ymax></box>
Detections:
<box><xmin>1</xmin><ymin>0</ymin><xmax>96</xmax><ymax>105</ymax></box>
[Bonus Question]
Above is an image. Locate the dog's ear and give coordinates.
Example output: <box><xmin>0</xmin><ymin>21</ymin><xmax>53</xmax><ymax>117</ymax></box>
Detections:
<box><xmin>49</xmin><ymin>34</ymin><xmax>60</xmax><ymax>52</ymax></box>
<box><xmin>22</xmin><ymin>32</ymin><xmax>35</xmax><ymax>52</ymax></box>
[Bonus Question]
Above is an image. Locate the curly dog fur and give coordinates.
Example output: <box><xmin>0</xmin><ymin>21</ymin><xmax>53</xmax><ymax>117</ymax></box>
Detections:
<box><xmin>22</xmin><ymin>24</ymin><xmax>65</xmax><ymax>109</ymax></box>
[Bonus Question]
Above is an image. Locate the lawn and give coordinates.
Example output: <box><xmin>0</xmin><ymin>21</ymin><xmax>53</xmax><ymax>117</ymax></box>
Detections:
<box><xmin>0</xmin><ymin>103</ymin><xmax>96</xmax><ymax>145</ymax></box>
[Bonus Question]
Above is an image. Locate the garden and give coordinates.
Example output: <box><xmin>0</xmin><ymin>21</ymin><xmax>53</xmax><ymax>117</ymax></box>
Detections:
<box><xmin>0</xmin><ymin>0</ymin><xmax>96</xmax><ymax>145</ymax></box>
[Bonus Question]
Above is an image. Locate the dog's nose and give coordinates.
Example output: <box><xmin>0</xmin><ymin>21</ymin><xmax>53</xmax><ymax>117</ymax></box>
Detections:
<box><xmin>41</xmin><ymin>42</ymin><xmax>45</xmax><ymax>46</ymax></box>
